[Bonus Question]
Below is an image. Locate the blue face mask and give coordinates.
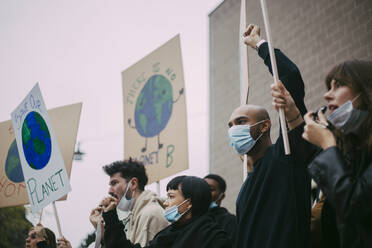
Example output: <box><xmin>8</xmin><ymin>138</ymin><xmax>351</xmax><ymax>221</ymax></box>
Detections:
<box><xmin>228</xmin><ymin>120</ymin><xmax>265</xmax><ymax>155</ymax></box>
<box><xmin>209</xmin><ymin>193</ymin><xmax>223</xmax><ymax>209</ymax></box>
<box><xmin>164</xmin><ymin>199</ymin><xmax>190</xmax><ymax>223</ymax></box>
<box><xmin>327</xmin><ymin>95</ymin><xmax>368</xmax><ymax>134</ymax></box>
<box><xmin>209</xmin><ymin>201</ymin><xmax>218</xmax><ymax>209</ymax></box>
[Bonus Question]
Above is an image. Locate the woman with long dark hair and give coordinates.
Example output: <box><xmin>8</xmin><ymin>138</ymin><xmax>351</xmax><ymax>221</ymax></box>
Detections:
<box><xmin>100</xmin><ymin>175</ymin><xmax>231</xmax><ymax>248</ymax></box>
<box><xmin>303</xmin><ymin>60</ymin><xmax>372</xmax><ymax>248</ymax></box>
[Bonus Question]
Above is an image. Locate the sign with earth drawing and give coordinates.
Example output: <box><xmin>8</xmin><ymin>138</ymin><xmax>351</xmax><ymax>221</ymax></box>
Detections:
<box><xmin>10</xmin><ymin>84</ymin><xmax>72</xmax><ymax>212</ymax></box>
<box><xmin>122</xmin><ymin>34</ymin><xmax>189</xmax><ymax>184</ymax></box>
<box><xmin>0</xmin><ymin>103</ymin><xmax>82</xmax><ymax>208</ymax></box>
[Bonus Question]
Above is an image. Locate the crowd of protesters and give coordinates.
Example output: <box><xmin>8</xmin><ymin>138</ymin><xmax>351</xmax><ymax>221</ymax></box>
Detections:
<box><xmin>26</xmin><ymin>23</ymin><xmax>371</xmax><ymax>248</ymax></box>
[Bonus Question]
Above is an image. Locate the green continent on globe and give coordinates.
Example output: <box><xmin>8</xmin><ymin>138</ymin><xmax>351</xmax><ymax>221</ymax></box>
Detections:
<box><xmin>22</xmin><ymin>121</ymin><xmax>31</xmax><ymax>144</ymax></box>
<box><xmin>153</xmin><ymin>76</ymin><xmax>173</xmax><ymax>125</ymax></box>
<box><xmin>32</xmin><ymin>137</ymin><xmax>45</xmax><ymax>155</ymax></box>
<box><xmin>139</xmin><ymin>113</ymin><xmax>147</xmax><ymax>135</ymax></box>
<box><xmin>136</xmin><ymin>91</ymin><xmax>147</xmax><ymax>112</ymax></box>
<box><xmin>35</xmin><ymin>112</ymin><xmax>51</xmax><ymax>138</ymax></box>
<box><xmin>6</xmin><ymin>153</ymin><xmax>20</xmax><ymax>176</ymax></box>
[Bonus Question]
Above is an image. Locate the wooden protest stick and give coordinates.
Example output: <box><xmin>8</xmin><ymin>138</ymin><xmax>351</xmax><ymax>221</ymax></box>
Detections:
<box><xmin>239</xmin><ymin>0</ymin><xmax>250</xmax><ymax>181</ymax></box>
<box><xmin>260</xmin><ymin>0</ymin><xmax>291</xmax><ymax>154</ymax></box>
<box><xmin>38</xmin><ymin>208</ymin><xmax>43</xmax><ymax>224</ymax></box>
<box><xmin>94</xmin><ymin>222</ymin><xmax>102</xmax><ymax>248</ymax></box>
<box><xmin>156</xmin><ymin>181</ymin><xmax>161</xmax><ymax>196</ymax></box>
<box><xmin>239</xmin><ymin>0</ymin><xmax>249</xmax><ymax>105</ymax></box>
<box><xmin>52</xmin><ymin>201</ymin><xmax>63</xmax><ymax>238</ymax></box>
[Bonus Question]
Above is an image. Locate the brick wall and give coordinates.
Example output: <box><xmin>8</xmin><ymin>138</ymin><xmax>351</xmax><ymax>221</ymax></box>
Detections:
<box><xmin>209</xmin><ymin>0</ymin><xmax>372</xmax><ymax>213</ymax></box>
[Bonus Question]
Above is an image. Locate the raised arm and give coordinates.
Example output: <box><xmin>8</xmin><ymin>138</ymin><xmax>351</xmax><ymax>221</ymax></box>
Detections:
<box><xmin>243</xmin><ymin>24</ymin><xmax>307</xmax><ymax>116</ymax></box>
<box><xmin>244</xmin><ymin>24</ymin><xmax>318</xmax><ymax>162</ymax></box>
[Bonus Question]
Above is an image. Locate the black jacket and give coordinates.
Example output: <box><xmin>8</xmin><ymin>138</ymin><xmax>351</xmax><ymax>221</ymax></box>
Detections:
<box><xmin>208</xmin><ymin>206</ymin><xmax>237</xmax><ymax>245</ymax></box>
<box><xmin>102</xmin><ymin>209</ymin><xmax>232</xmax><ymax>248</ymax></box>
<box><xmin>308</xmin><ymin>147</ymin><xmax>372</xmax><ymax>248</ymax></box>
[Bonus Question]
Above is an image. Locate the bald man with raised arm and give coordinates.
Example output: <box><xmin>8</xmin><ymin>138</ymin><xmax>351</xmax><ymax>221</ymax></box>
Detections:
<box><xmin>228</xmin><ymin>24</ymin><xmax>318</xmax><ymax>248</ymax></box>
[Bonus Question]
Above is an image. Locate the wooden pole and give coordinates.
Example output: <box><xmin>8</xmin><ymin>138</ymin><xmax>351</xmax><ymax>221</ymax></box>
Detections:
<box><xmin>260</xmin><ymin>0</ymin><xmax>291</xmax><ymax>154</ymax></box>
<box><xmin>239</xmin><ymin>0</ymin><xmax>249</xmax><ymax>181</ymax></box>
<box><xmin>52</xmin><ymin>201</ymin><xmax>63</xmax><ymax>238</ymax></box>
<box><xmin>38</xmin><ymin>208</ymin><xmax>43</xmax><ymax>224</ymax></box>
<box><xmin>156</xmin><ymin>181</ymin><xmax>160</xmax><ymax>196</ymax></box>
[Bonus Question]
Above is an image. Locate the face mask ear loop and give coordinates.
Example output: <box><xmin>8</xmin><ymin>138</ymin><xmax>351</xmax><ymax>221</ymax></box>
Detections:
<box><xmin>351</xmin><ymin>93</ymin><xmax>362</xmax><ymax>108</ymax></box>
<box><xmin>256</xmin><ymin>132</ymin><xmax>264</xmax><ymax>141</ymax></box>
<box><xmin>179</xmin><ymin>199</ymin><xmax>189</xmax><ymax>207</ymax></box>
<box><xmin>177</xmin><ymin>199</ymin><xmax>191</xmax><ymax>215</ymax></box>
<box><xmin>352</xmin><ymin>93</ymin><xmax>361</xmax><ymax>102</ymax></box>
<box><xmin>250</xmin><ymin>119</ymin><xmax>268</xmax><ymax>128</ymax></box>
<box><xmin>125</xmin><ymin>180</ymin><xmax>133</xmax><ymax>199</ymax></box>
<box><xmin>251</xmin><ymin>119</ymin><xmax>269</xmax><ymax>137</ymax></box>
<box><xmin>249</xmin><ymin>119</ymin><xmax>266</xmax><ymax>140</ymax></box>
<box><xmin>215</xmin><ymin>193</ymin><xmax>224</xmax><ymax>204</ymax></box>
<box><xmin>254</xmin><ymin>120</ymin><xmax>267</xmax><ymax>141</ymax></box>
<box><xmin>349</xmin><ymin>93</ymin><xmax>363</xmax><ymax>110</ymax></box>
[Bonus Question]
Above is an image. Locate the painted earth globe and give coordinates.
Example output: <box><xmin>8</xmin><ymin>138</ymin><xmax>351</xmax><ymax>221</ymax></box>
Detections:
<box><xmin>5</xmin><ymin>139</ymin><xmax>24</xmax><ymax>183</ymax></box>
<box><xmin>134</xmin><ymin>74</ymin><xmax>173</xmax><ymax>137</ymax></box>
<box><xmin>22</xmin><ymin>111</ymin><xmax>52</xmax><ymax>170</ymax></box>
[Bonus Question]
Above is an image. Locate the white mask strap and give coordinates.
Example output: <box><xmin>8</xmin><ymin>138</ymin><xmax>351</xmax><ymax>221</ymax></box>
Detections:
<box><xmin>351</xmin><ymin>93</ymin><xmax>361</xmax><ymax>103</ymax></box>
<box><xmin>125</xmin><ymin>179</ymin><xmax>133</xmax><ymax>197</ymax></box>
<box><xmin>251</xmin><ymin>119</ymin><xmax>268</xmax><ymax>128</ymax></box>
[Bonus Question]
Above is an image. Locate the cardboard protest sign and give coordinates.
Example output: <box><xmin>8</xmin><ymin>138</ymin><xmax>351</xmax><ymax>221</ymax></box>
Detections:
<box><xmin>10</xmin><ymin>84</ymin><xmax>74</xmax><ymax>212</ymax></box>
<box><xmin>122</xmin><ymin>34</ymin><xmax>189</xmax><ymax>184</ymax></box>
<box><xmin>0</xmin><ymin>102</ymin><xmax>82</xmax><ymax>208</ymax></box>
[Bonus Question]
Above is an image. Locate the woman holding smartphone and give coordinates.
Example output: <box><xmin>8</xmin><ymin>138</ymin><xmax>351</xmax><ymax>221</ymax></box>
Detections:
<box><xmin>303</xmin><ymin>60</ymin><xmax>372</xmax><ymax>248</ymax></box>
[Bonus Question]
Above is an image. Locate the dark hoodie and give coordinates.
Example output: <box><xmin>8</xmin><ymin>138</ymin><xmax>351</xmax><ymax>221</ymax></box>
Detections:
<box><xmin>103</xmin><ymin>209</ymin><xmax>232</xmax><ymax>248</ymax></box>
<box><xmin>208</xmin><ymin>206</ymin><xmax>237</xmax><ymax>245</ymax></box>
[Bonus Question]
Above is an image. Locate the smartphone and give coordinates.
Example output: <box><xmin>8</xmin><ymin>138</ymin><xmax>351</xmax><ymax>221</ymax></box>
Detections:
<box><xmin>313</xmin><ymin>106</ymin><xmax>327</xmax><ymax>120</ymax></box>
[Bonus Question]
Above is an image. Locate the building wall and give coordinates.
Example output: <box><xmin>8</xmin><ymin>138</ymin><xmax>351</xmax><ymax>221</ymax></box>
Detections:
<box><xmin>209</xmin><ymin>0</ymin><xmax>372</xmax><ymax>213</ymax></box>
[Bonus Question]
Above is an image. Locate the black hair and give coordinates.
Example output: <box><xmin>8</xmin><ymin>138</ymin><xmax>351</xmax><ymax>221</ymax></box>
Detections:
<box><xmin>204</xmin><ymin>174</ymin><xmax>227</xmax><ymax>193</ymax></box>
<box><xmin>167</xmin><ymin>176</ymin><xmax>211</xmax><ymax>217</ymax></box>
<box><xmin>103</xmin><ymin>158</ymin><xmax>148</xmax><ymax>191</ymax></box>
<box><xmin>166</xmin><ymin>175</ymin><xmax>186</xmax><ymax>191</ymax></box>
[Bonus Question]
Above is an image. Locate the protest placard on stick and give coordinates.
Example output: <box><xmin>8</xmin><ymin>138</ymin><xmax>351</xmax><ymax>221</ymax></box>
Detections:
<box><xmin>0</xmin><ymin>103</ymin><xmax>81</xmax><ymax>208</ymax></box>
<box><xmin>122</xmin><ymin>35</ymin><xmax>189</xmax><ymax>184</ymax></box>
<box><xmin>11</xmin><ymin>84</ymin><xmax>72</xmax><ymax>212</ymax></box>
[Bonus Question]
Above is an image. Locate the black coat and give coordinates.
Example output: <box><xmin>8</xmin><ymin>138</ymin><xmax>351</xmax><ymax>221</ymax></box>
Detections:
<box><xmin>208</xmin><ymin>206</ymin><xmax>237</xmax><ymax>245</ymax></box>
<box><xmin>102</xmin><ymin>209</ymin><xmax>232</xmax><ymax>248</ymax></box>
<box><xmin>308</xmin><ymin>147</ymin><xmax>372</xmax><ymax>248</ymax></box>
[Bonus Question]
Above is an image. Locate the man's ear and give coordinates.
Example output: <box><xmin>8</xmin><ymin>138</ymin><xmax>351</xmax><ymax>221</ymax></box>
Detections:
<box><xmin>261</xmin><ymin>119</ymin><xmax>271</xmax><ymax>133</ymax></box>
<box><xmin>186</xmin><ymin>199</ymin><xmax>192</xmax><ymax>210</ymax></box>
<box><xmin>131</xmin><ymin>177</ymin><xmax>139</xmax><ymax>191</ymax></box>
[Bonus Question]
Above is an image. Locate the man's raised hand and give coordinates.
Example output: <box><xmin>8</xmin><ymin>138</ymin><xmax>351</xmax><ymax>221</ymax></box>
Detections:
<box><xmin>243</xmin><ymin>24</ymin><xmax>261</xmax><ymax>49</ymax></box>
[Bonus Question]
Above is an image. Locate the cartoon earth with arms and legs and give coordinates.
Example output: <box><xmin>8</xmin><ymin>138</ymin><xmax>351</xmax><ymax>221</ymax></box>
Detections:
<box><xmin>128</xmin><ymin>74</ymin><xmax>183</xmax><ymax>152</ymax></box>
